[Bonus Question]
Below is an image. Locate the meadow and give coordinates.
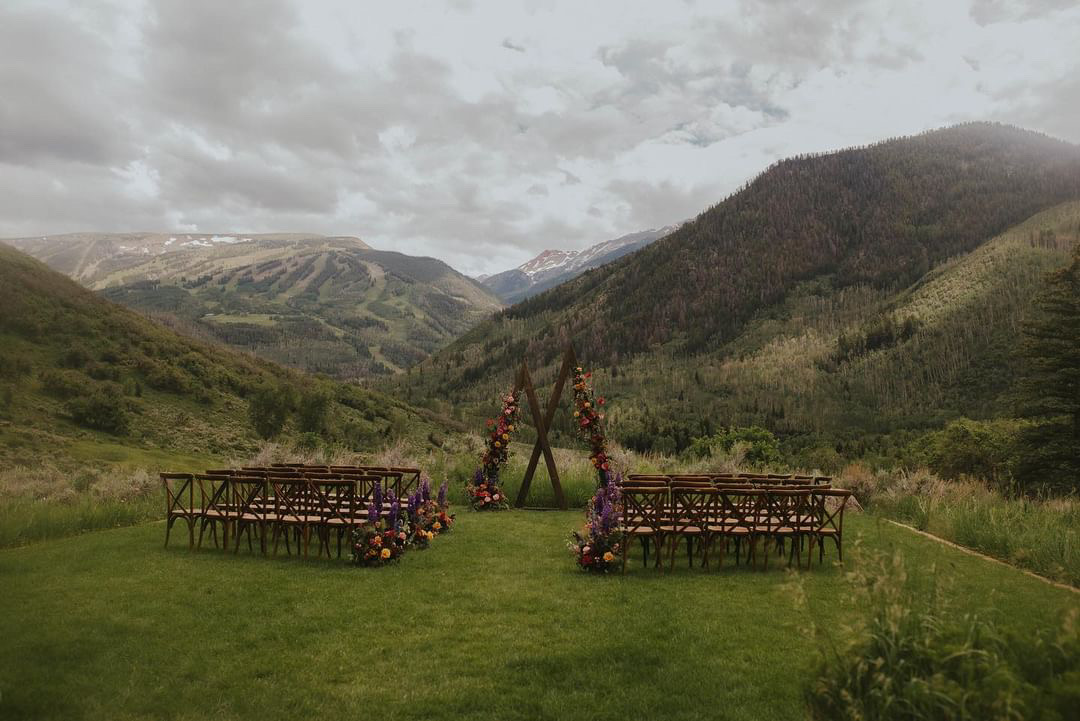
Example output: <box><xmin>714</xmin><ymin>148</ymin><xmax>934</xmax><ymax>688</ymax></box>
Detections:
<box><xmin>2</xmin><ymin>510</ymin><xmax>1077</xmax><ymax>721</ymax></box>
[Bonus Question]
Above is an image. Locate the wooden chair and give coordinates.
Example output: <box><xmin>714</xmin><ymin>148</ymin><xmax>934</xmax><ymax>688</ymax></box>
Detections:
<box><xmin>667</xmin><ymin>486</ymin><xmax>717</xmax><ymax>570</ymax></box>
<box><xmin>270</xmin><ymin>478</ymin><xmax>313</xmax><ymax>557</ymax></box>
<box><xmin>710</xmin><ymin>487</ymin><xmax>759</xmax><ymax>568</ymax></box>
<box><xmin>620</xmin><ymin>487</ymin><xmax>669</xmax><ymax>573</ymax></box>
<box><xmin>230</xmin><ymin>476</ymin><xmax>269</xmax><ymax>554</ymax></box>
<box><xmin>161</xmin><ymin>473</ymin><xmax>196</xmax><ymax>548</ymax></box>
<box><xmin>759</xmin><ymin>489</ymin><xmax>810</xmax><ymax>569</ymax></box>
<box><xmin>195</xmin><ymin>473</ymin><xmax>231</xmax><ymax>550</ymax></box>
<box><xmin>807</xmin><ymin>489</ymin><xmax>852</xmax><ymax>565</ymax></box>
<box><xmin>310</xmin><ymin>479</ymin><xmax>356</xmax><ymax>558</ymax></box>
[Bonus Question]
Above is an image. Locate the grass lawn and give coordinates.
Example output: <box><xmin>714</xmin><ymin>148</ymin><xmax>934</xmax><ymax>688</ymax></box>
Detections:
<box><xmin>1</xmin><ymin>512</ymin><xmax>1077</xmax><ymax>720</ymax></box>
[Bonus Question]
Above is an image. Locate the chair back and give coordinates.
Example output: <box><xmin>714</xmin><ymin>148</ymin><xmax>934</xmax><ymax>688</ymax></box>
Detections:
<box><xmin>161</xmin><ymin>473</ymin><xmax>194</xmax><ymax>518</ymax></box>
<box><xmin>621</xmin><ymin>488</ymin><xmax>669</xmax><ymax>534</ymax></box>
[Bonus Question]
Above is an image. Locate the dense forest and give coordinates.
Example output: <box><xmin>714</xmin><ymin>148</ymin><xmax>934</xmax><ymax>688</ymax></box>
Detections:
<box><xmin>396</xmin><ymin>125</ymin><xmax>1080</xmax><ymax>474</ymax></box>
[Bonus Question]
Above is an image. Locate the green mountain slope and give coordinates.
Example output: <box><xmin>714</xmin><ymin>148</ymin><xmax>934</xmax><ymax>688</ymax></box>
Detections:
<box><xmin>0</xmin><ymin>243</ymin><xmax>452</xmax><ymax>469</ymax></box>
<box><xmin>398</xmin><ymin>125</ymin><xmax>1080</xmax><ymax>461</ymax></box>
<box><xmin>7</xmin><ymin>233</ymin><xmax>504</xmax><ymax>379</ymax></box>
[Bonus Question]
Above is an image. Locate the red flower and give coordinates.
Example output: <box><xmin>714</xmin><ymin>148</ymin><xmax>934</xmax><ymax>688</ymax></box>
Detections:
<box><xmin>581</xmin><ymin>554</ymin><xmax>593</xmax><ymax>565</ymax></box>
<box><xmin>598</xmin><ymin>397</ymin><xmax>605</xmax><ymax>405</ymax></box>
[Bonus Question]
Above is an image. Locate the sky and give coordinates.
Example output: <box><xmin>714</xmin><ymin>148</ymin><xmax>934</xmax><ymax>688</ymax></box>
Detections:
<box><xmin>1</xmin><ymin>0</ymin><xmax>1079</xmax><ymax>276</ymax></box>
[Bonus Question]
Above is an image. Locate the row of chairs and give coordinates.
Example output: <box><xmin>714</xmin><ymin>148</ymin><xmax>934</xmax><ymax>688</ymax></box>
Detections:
<box><xmin>162</xmin><ymin>464</ymin><xmax>422</xmax><ymax>558</ymax></box>
<box><xmin>626</xmin><ymin>472</ymin><xmax>831</xmax><ymax>486</ymax></box>
<box><xmin>617</xmin><ymin>481</ymin><xmax>852</xmax><ymax>573</ymax></box>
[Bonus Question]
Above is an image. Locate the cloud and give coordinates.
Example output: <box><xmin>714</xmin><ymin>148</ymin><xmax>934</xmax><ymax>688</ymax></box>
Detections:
<box><xmin>0</xmin><ymin>0</ymin><xmax>1078</xmax><ymax>276</ymax></box>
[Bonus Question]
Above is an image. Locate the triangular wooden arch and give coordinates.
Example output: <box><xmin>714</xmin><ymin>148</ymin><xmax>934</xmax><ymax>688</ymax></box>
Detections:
<box><xmin>511</xmin><ymin>345</ymin><xmax>578</xmax><ymax>510</ymax></box>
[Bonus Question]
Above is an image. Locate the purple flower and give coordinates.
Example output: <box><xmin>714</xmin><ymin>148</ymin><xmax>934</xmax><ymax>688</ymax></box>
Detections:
<box><xmin>437</xmin><ymin>480</ymin><xmax>448</xmax><ymax>508</ymax></box>
<box><xmin>386</xmin><ymin>491</ymin><xmax>399</xmax><ymax>530</ymax></box>
<box><xmin>372</xmin><ymin>480</ymin><xmax>382</xmax><ymax>513</ymax></box>
<box><xmin>421</xmin><ymin>478</ymin><xmax>431</xmax><ymax>503</ymax></box>
<box><xmin>473</xmin><ymin>468</ymin><xmax>485</xmax><ymax>485</ymax></box>
<box><xmin>407</xmin><ymin>491</ymin><xmax>420</xmax><ymax>521</ymax></box>
<box><xmin>367</xmin><ymin>502</ymin><xmax>379</xmax><ymax>525</ymax></box>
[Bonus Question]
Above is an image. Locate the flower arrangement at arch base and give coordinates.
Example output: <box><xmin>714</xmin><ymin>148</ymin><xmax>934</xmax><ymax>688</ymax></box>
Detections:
<box><xmin>351</xmin><ymin>478</ymin><xmax>454</xmax><ymax>567</ymax></box>
<box><xmin>569</xmin><ymin>478</ymin><xmax>624</xmax><ymax>573</ymax></box>
<box><xmin>466</xmin><ymin>389</ymin><xmax>521</xmax><ymax>511</ymax></box>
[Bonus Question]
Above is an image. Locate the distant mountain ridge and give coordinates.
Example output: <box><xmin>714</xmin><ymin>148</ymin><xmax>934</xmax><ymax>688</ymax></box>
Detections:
<box><xmin>400</xmin><ymin>123</ymin><xmax>1080</xmax><ymax>460</ymax></box>
<box><xmin>6</xmin><ymin>232</ymin><xmax>502</xmax><ymax>379</ymax></box>
<box><xmin>481</xmin><ymin>225</ymin><xmax>679</xmax><ymax>304</ymax></box>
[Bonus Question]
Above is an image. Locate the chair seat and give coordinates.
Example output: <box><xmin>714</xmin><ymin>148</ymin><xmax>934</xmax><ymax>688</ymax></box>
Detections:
<box><xmin>661</xmin><ymin>525</ymin><xmax>703</xmax><ymax>534</ymax></box>
<box><xmin>707</xmin><ymin>525</ymin><xmax>749</xmax><ymax>534</ymax></box>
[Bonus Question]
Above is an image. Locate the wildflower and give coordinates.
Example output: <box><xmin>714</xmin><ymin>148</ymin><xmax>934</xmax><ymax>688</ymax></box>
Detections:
<box><xmin>398</xmin><ymin>531</ymin><xmax>407</xmax><ymax>541</ymax></box>
<box><xmin>603</xmin><ymin>551</ymin><xmax>614</xmax><ymax>562</ymax></box>
<box><xmin>380</xmin><ymin>548</ymin><xmax>391</xmax><ymax>560</ymax></box>
<box><xmin>372</xmin><ymin>535</ymin><xmax>382</xmax><ymax>546</ymax></box>
<box><xmin>433</xmin><ymin>521</ymin><xmax>442</xmax><ymax>530</ymax></box>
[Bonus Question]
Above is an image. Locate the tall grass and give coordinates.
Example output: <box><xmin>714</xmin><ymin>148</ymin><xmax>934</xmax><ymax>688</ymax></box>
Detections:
<box><xmin>805</xmin><ymin>549</ymin><xmax>1080</xmax><ymax>720</ymax></box>
<box><xmin>0</xmin><ymin>465</ymin><xmax>161</xmax><ymax>547</ymax></box>
<box><xmin>845</xmin><ymin>465</ymin><xmax>1080</xmax><ymax>587</ymax></box>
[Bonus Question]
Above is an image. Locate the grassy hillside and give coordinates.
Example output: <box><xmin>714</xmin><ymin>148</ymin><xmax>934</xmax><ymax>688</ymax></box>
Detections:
<box><xmin>9</xmin><ymin>233</ymin><xmax>503</xmax><ymax>379</ymax></box>
<box><xmin>398</xmin><ymin>130</ymin><xmax>1080</xmax><ymax>463</ymax></box>
<box><xmin>0</xmin><ymin>242</ymin><xmax>453</xmax><ymax>472</ymax></box>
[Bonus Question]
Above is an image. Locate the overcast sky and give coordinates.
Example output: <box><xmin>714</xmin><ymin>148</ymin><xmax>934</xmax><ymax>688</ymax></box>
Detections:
<box><xmin>1</xmin><ymin>0</ymin><xmax>1078</xmax><ymax>275</ymax></box>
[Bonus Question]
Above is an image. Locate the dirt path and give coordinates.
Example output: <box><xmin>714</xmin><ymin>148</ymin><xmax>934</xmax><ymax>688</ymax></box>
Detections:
<box><xmin>885</xmin><ymin>519</ymin><xmax>1079</xmax><ymax>595</ymax></box>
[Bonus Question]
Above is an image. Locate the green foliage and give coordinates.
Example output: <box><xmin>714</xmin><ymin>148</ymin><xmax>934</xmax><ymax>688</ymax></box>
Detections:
<box><xmin>688</xmin><ymin>425</ymin><xmax>781</xmax><ymax>466</ymax></box>
<box><xmin>1018</xmin><ymin>243</ymin><xmax>1080</xmax><ymax>490</ymax></box>
<box><xmin>913</xmin><ymin>417</ymin><xmax>1026</xmax><ymax>486</ymax></box>
<box><xmin>40</xmin><ymin>368</ymin><xmax>88</xmax><ymax>399</ymax></box>
<box><xmin>297</xmin><ymin>383</ymin><xmax>333</xmax><ymax>435</ymax></box>
<box><xmin>807</xmin><ymin>551</ymin><xmax>1080</xmax><ymax>721</ymax></box>
<box><xmin>66</xmin><ymin>385</ymin><xmax>130</xmax><ymax>435</ymax></box>
<box><xmin>247</xmin><ymin>383</ymin><xmax>296</xmax><ymax>440</ymax></box>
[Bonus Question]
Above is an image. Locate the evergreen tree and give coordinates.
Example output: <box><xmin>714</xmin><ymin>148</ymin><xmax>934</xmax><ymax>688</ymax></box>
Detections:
<box><xmin>1018</xmin><ymin>244</ymin><xmax>1080</xmax><ymax>489</ymax></box>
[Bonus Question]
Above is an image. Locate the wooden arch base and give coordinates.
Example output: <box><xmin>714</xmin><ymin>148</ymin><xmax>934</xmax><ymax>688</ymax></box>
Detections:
<box><xmin>511</xmin><ymin>345</ymin><xmax>579</xmax><ymax>510</ymax></box>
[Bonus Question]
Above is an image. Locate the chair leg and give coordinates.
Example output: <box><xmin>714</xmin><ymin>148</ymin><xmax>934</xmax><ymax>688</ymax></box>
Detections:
<box><xmin>165</xmin><ymin>517</ymin><xmax>174</xmax><ymax>548</ymax></box>
<box><xmin>668</xmin><ymin>535</ymin><xmax>679</xmax><ymax>573</ymax></box>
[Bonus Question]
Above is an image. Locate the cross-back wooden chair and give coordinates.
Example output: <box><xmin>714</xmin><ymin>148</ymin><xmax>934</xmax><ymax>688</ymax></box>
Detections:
<box><xmin>195</xmin><ymin>473</ymin><xmax>231</xmax><ymax>550</ymax></box>
<box><xmin>807</xmin><ymin>488</ymin><xmax>852</xmax><ymax>566</ymax></box>
<box><xmin>619</xmin><ymin>487</ymin><xmax>670</xmax><ymax>573</ymax></box>
<box><xmin>270</xmin><ymin>478</ymin><xmax>313</xmax><ymax>557</ymax></box>
<box><xmin>230</xmin><ymin>476</ymin><xmax>269</xmax><ymax>554</ymax></box>
<box><xmin>310</xmin><ymin>479</ymin><xmax>356</xmax><ymax>558</ymax></box>
<box><xmin>667</xmin><ymin>486</ymin><xmax>718</xmax><ymax>571</ymax></box>
<box><xmin>760</xmin><ymin>489</ymin><xmax>811</xmax><ymax>569</ymax></box>
<box><xmin>711</xmin><ymin>487</ymin><xmax>760</xmax><ymax>567</ymax></box>
<box><xmin>162</xmin><ymin>473</ymin><xmax>196</xmax><ymax>548</ymax></box>
<box><xmin>390</xmin><ymin>467</ymin><xmax>422</xmax><ymax>495</ymax></box>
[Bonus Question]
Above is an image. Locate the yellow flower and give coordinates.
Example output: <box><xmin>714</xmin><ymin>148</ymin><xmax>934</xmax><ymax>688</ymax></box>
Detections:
<box><xmin>508</xmin><ymin>424</ymin><xmax>514</xmax><ymax>431</ymax></box>
<box><xmin>573</xmin><ymin>411</ymin><xmax>580</xmax><ymax>418</ymax></box>
<box><xmin>502</xmin><ymin>433</ymin><xmax>509</xmax><ymax>440</ymax></box>
<box><xmin>494</xmin><ymin>441</ymin><xmax>501</xmax><ymax>448</ymax></box>
<box><xmin>433</xmin><ymin>521</ymin><xmax>442</xmax><ymax>530</ymax></box>
<box><xmin>380</xmin><ymin>548</ymin><xmax>391</xmax><ymax>559</ymax></box>
<box><xmin>584</xmin><ymin>402</ymin><xmax>591</xmax><ymax>409</ymax></box>
<box><xmin>603</xmin><ymin>551</ymin><xmax>614</xmax><ymax>562</ymax></box>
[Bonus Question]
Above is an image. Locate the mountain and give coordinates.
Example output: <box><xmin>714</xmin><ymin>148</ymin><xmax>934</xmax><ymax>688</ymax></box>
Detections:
<box><xmin>0</xmin><ymin>242</ymin><xmax>452</xmax><ymax>469</ymax></box>
<box><xmin>480</xmin><ymin>225</ymin><xmax>678</xmax><ymax>304</ymax></box>
<box><xmin>6</xmin><ymin>233</ymin><xmax>504</xmax><ymax>379</ymax></box>
<box><xmin>399</xmin><ymin>123</ymin><xmax>1080</xmax><ymax>463</ymax></box>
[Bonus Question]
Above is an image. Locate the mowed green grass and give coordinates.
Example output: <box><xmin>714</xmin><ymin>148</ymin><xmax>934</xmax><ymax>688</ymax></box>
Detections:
<box><xmin>1</xmin><ymin>513</ymin><xmax>1076</xmax><ymax>721</ymax></box>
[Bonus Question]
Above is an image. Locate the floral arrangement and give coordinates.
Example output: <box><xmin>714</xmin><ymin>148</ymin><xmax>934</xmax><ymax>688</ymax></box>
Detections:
<box><xmin>351</xmin><ymin>488</ymin><xmax>407</xmax><ymax>567</ymax></box>
<box><xmin>467</xmin><ymin>389</ymin><xmax>520</xmax><ymax>510</ymax></box>
<box><xmin>568</xmin><ymin>478</ymin><xmax>624</xmax><ymax>573</ymax></box>
<box><xmin>571</xmin><ymin>366</ymin><xmax>611</xmax><ymax>486</ymax></box>
<box><xmin>405</xmin><ymin>479</ymin><xmax>456</xmax><ymax>548</ymax></box>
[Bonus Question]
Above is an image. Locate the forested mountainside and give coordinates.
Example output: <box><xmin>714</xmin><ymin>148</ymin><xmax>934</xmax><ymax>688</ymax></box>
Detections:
<box><xmin>0</xmin><ymin>244</ymin><xmax>452</xmax><ymax>469</ymax></box>
<box><xmin>7</xmin><ymin>234</ymin><xmax>503</xmax><ymax>379</ymax></box>
<box><xmin>481</xmin><ymin>225</ymin><xmax>677</xmax><ymax>304</ymax></box>
<box><xmin>397</xmin><ymin>124</ymin><xmax>1080</xmax><ymax>463</ymax></box>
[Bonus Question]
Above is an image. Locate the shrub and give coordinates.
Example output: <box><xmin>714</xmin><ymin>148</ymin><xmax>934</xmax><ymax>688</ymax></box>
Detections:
<box><xmin>688</xmin><ymin>425</ymin><xmax>781</xmax><ymax>467</ymax></box>
<box><xmin>66</xmin><ymin>385</ymin><xmax>130</xmax><ymax>435</ymax></box>
<box><xmin>914</xmin><ymin>418</ymin><xmax>1025</xmax><ymax>486</ymax></box>
<box><xmin>297</xmin><ymin>384</ymin><xmax>333</xmax><ymax>434</ymax></box>
<box><xmin>248</xmin><ymin>383</ymin><xmax>295</xmax><ymax>439</ymax></box>
<box><xmin>40</xmin><ymin>369</ymin><xmax>87</xmax><ymax>399</ymax></box>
